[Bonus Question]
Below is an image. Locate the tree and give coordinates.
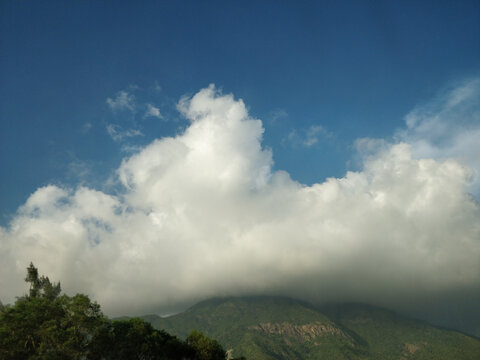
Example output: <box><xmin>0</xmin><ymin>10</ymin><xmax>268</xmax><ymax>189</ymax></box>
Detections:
<box><xmin>187</xmin><ymin>330</ymin><xmax>226</xmax><ymax>360</ymax></box>
<box><xmin>24</xmin><ymin>262</ymin><xmax>61</xmax><ymax>300</ymax></box>
<box><xmin>89</xmin><ymin>318</ymin><xmax>197</xmax><ymax>360</ymax></box>
<box><xmin>0</xmin><ymin>263</ymin><xmax>104</xmax><ymax>360</ymax></box>
<box><xmin>0</xmin><ymin>263</ymin><xmax>239</xmax><ymax>360</ymax></box>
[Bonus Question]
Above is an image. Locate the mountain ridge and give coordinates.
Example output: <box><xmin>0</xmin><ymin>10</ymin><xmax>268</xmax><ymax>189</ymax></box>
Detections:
<box><xmin>133</xmin><ymin>296</ymin><xmax>480</xmax><ymax>359</ymax></box>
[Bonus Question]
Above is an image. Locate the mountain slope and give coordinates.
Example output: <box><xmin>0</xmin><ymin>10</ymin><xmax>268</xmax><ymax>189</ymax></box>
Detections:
<box><xmin>321</xmin><ymin>303</ymin><xmax>480</xmax><ymax>360</ymax></box>
<box><xmin>143</xmin><ymin>297</ymin><xmax>480</xmax><ymax>360</ymax></box>
<box><xmin>148</xmin><ymin>297</ymin><xmax>363</xmax><ymax>359</ymax></box>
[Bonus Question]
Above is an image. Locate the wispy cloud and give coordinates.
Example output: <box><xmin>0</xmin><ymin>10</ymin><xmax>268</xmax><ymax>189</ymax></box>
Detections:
<box><xmin>152</xmin><ymin>81</ymin><xmax>162</xmax><ymax>93</ymax></box>
<box><xmin>144</xmin><ymin>104</ymin><xmax>163</xmax><ymax>119</ymax></box>
<box><xmin>285</xmin><ymin>125</ymin><xmax>333</xmax><ymax>147</ymax></box>
<box><xmin>120</xmin><ymin>144</ymin><xmax>144</xmax><ymax>154</ymax></box>
<box><xmin>106</xmin><ymin>91</ymin><xmax>136</xmax><ymax>112</ymax></box>
<box><xmin>106</xmin><ymin>124</ymin><xmax>143</xmax><ymax>141</ymax></box>
<box><xmin>268</xmin><ymin>108</ymin><xmax>288</xmax><ymax>124</ymax></box>
<box><xmin>354</xmin><ymin>77</ymin><xmax>480</xmax><ymax>196</ymax></box>
<box><xmin>396</xmin><ymin>77</ymin><xmax>480</xmax><ymax>194</ymax></box>
<box><xmin>105</xmin><ymin>87</ymin><xmax>147</xmax><ymax>141</ymax></box>
<box><xmin>81</xmin><ymin>122</ymin><xmax>93</xmax><ymax>134</ymax></box>
<box><xmin>67</xmin><ymin>159</ymin><xmax>92</xmax><ymax>181</ymax></box>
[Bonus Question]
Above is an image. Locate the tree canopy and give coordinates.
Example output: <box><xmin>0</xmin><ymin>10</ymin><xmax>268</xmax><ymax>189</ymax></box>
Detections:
<box><xmin>0</xmin><ymin>263</ymin><xmax>232</xmax><ymax>360</ymax></box>
<box><xmin>0</xmin><ymin>263</ymin><xmax>104</xmax><ymax>359</ymax></box>
<box><xmin>187</xmin><ymin>330</ymin><xmax>226</xmax><ymax>360</ymax></box>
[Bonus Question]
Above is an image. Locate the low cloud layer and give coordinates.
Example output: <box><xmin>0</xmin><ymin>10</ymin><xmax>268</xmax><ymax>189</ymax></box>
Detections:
<box><xmin>1</xmin><ymin>83</ymin><xmax>479</xmax><ymax>332</ymax></box>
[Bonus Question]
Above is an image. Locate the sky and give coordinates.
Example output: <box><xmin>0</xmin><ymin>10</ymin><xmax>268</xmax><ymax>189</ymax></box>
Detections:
<box><xmin>1</xmin><ymin>1</ymin><xmax>480</xmax><ymax>335</ymax></box>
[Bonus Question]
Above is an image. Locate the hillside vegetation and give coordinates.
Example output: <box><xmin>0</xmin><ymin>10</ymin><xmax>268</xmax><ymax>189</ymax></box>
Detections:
<box><xmin>145</xmin><ymin>297</ymin><xmax>480</xmax><ymax>360</ymax></box>
<box><xmin>4</xmin><ymin>264</ymin><xmax>478</xmax><ymax>359</ymax></box>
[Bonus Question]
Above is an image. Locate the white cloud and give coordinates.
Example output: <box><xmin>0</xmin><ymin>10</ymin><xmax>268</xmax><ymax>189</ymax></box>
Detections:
<box><xmin>1</xmin><ymin>84</ymin><xmax>479</xmax><ymax>328</ymax></box>
<box><xmin>354</xmin><ymin>137</ymin><xmax>389</xmax><ymax>157</ymax></box>
<box><xmin>106</xmin><ymin>91</ymin><xmax>136</xmax><ymax>112</ymax></box>
<box><xmin>144</xmin><ymin>104</ymin><xmax>163</xmax><ymax>119</ymax></box>
<box><xmin>106</xmin><ymin>124</ymin><xmax>143</xmax><ymax>142</ymax></box>
<box><xmin>396</xmin><ymin>77</ymin><xmax>480</xmax><ymax>194</ymax></box>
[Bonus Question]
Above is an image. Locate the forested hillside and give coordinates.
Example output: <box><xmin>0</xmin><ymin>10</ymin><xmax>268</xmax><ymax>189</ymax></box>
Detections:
<box><xmin>3</xmin><ymin>264</ymin><xmax>479</xmax><ymax>360</ymax></box>
<box><xmin>145</xmin><ymin>297</ymin><xmax>480</xmax><ymax>360</ymax></box>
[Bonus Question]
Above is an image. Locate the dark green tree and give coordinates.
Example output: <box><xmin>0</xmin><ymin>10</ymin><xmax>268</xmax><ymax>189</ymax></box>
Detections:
<box><xmin>89</xmin><ymin>318</ymin><xmax>197</xmax><ymax>360</ymax></box>
<box><xmin>187</xmin><ymin>330</ymin><xmax>226</xmax><ymax>360</ymax></box>
<box><xmin>0</xmin><ymin>263</ymin><xmax>238</xmax><ymax>360</ymax></box>
<box><xmin>0</xmin><ymin>263</ymin><xmax>104</xmax><ymax>360</ymax></box>
<box><xmin>24</xmin><ymin>262</ymin><xmax>61</xmax><ymax>300</ymax></box>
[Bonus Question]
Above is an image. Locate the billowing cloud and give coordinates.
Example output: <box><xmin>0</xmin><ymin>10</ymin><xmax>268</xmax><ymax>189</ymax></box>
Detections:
<box><xmin>1</xmin><ymin>84</ymin><xmax>479</xmax><ymax>335</ymax></box>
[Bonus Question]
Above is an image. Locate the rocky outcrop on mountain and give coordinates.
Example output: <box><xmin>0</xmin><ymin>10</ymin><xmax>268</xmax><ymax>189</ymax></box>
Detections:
<box><xmin>251</xmin><ymin>321</ymin><xmax>348</xmax><ymax>341</ymax></box>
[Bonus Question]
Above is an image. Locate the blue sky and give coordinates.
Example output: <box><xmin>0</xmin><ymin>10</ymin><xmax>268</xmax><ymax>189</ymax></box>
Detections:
<box><xmin>1</xmin><ymin>1</ymin><xmax>480</xmax><ymax>334</ymax></box>
<box><xmin>2</xmin><ymin>0</ymin><xmax>479</xmax><ymax>221</ymax></box>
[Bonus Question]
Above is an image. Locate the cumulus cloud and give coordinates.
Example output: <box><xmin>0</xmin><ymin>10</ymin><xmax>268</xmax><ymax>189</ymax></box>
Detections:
<box><xmin>1</xmin><ymin>84</ymin><xmax>479</xmax><ymax>335</ymax></box>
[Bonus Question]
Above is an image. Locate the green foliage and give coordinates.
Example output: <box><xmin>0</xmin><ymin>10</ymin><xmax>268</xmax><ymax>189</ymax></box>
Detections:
<box><xmin>187</xmin><ymin>330</ymin><xmax>226</xmax><ymax>360</ymax></box>
<box><xmin>24</xmin><ymin>262</ymin><xmax>61</xmax><ymax>301</ymax></box>
<box><xmin>0</xmin><ymin>263</ymin><xmax>232</xmax><ymax>360</ymax></box>
<box><xmin>89</xmin><ymin>317</ymin><xmax>197</xmax><ymax>360</ymax></box>
<box><xmin>145</xmin><ymin>297</ymin><xmax>480</xmax><ymax>360</ymax></box>
<box><xmin>148</xmin><ymin>297</ymin><xmax>352</xmax><ymax>360</ymax></box>
<box><xmin>0</xmin><ymin>264</ymin><xmax>104</xmax><ymax>360</ymax></box>
<box><xmin>321</xmin><ymin>303</ymin><xmax>480</xmax><ymax>360</ymax></box>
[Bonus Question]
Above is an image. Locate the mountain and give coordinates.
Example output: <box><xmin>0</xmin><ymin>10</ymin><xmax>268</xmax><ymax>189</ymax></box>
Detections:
<box><xmin>141</xmin><ymin>297</ymin><xmax>480</xmax><ymax>360</ymax></box>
